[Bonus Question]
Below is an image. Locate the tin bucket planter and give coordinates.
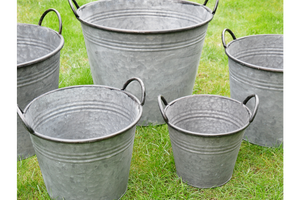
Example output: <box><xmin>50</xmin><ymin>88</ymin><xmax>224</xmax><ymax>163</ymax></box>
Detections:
<box><xmin>158</xmin><ymin>94</ymin><xmax>259</xmax><ymax>188</ymax></box>
<box><xmin>222</xmin><ymin>29</ymin><xmax>283</xmax><ymax>147</ymax></box>
<box><xmin>17</xmin><ymin>78</ymin><xmax>145</xmax><ymax>200</ymax></box>
<box><xmin>17</xmin><ymin>8</ymin><xmax>64</xmax><ymax>160</ymax></box>
<box><xmin>68</xmin><ymin>0</ymin><xmax>219</xmax><ymax>125</ymax></box>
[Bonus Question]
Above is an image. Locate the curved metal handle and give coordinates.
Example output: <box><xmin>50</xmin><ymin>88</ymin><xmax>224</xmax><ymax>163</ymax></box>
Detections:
<box><xmin>121</xmin><ymin>77</ymin><xmax>146</xmax><ymax>106</ymax></box>
<box><xmin>222</xmin><ymin>28</ymin><xmax>237</xmax><ymax>48</ymax></box>
<box><xmin>68</xmin><ymin>0</ymin><xmax>80</xmax><ymax>18</ymax></box>
<box><xmin>157</xmin><ymin>95</ymin><xmax>169</xmax><ymax>123</ymax></box>
<box><xmin>203</xmin><ymin>0</ymin><xmax>219</xmax><ymax>15</ymax></box>
<box><xmin>17</xmin><ymin>105</ymin><xmax>34</xmax><ymax>134</ymax></box>
<box><xmin>243</xmin><ymin>94</ymin><xmax>259</xmax><ymax>123</ymax></box>
<box><xmin>38</xmin><ymin>8</ymin><xmax>63</xmax><ymax>34</ymax></box>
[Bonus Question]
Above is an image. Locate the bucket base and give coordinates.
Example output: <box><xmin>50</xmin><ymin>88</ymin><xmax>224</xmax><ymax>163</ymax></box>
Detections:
<box><xmin>242</xmin><ymin>138</ymin><xmax>283</xmax><ymax>148</ymax></box>
<box><xmin>178</xmin><ymin>173</ymin><xmax>232</xmax><ymax>189</ymax></box>
<box><xmin>117</xmin><ymin>186</ymin><xmax>128</xmax><ymax>200</ymax></box>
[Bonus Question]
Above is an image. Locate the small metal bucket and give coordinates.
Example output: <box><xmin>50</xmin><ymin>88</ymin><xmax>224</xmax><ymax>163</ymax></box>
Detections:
<box><xmin>158</xmin><ymin>94</ymin><xmax>259</xmax><ymax>188</ymax></box>
<box><xmin>17</xmin><ymin>8</ymin><xmax>64</xmax><ymax>160</ymax></box>
<box><xmin>17</xmin><ymin>78</ymin><xmax>145</xmax><ymax>200</ymax></box>
<box><xmin>222</xmin><ymin>29</ymin><xmax>283</xmax><ymax>147</ymax></box>
<box><xmin>68</xmin><ymin>0</ymin><xmax>219</xmax><ymax>125</ymax></box>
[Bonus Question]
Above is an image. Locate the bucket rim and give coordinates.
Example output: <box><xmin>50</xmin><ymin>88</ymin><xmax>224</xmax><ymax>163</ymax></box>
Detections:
<box><xmin>164</xmin><ymin>94</ymin><xmax>252</xmax><ymax>137</ymax></box>
<box><xmin>76</xmin><ymin>0</ymin><xmax>214</xmax><ymax>34</ymax></box>
<box><xmin>224</xmin><ymin>34</ymin><xmax>283</xmax><ymax>73</ymax></box>
<box><xmin>17</xmin><ymin>23</ymin><xmax>64</xmax><ymax>68</ymax></box>
<box><xmin>23</xmin><ymin>85</ymin><xmax>143</xmax><ymax>143</ymax></box>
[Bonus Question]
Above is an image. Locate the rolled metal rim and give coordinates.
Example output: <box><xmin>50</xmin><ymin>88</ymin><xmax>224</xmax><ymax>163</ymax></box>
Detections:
<box><xmin>17</xmin><ymin>23</ymin><xmax>64</xmax><ymax>68</ymax></box>
<box><xmin>75</xmin><ymin>0</ymin><xmax>215</xmax><ymax>34</ymax></box>
<box><xmin>224</xmin><ymin>34</ymin><xmax>283</xmax><ymax>73</ymax></box>
<box><xmin>22</xmin><ymin>85</ymin><xmax>143</xmax><ymax>144</ymax></box>
<box><xmin>162</xmin><ymin>94</ymin><xmax>252</xmax><ymax>137</ymax></box>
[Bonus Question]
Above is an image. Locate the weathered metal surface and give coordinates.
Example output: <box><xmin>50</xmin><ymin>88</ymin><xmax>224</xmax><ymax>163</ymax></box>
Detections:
<box><xmin>222</xmin><ymin>29</ymin><xmax>283</xmax><ymax>147</ymax></box>
<box><xmin>158</xmin><ymin>94</ymin><xmax>258</xmax><ymax>188</ymax></box>
<box><xmin>68</xmin><ymin>0</ymin><xmax>219</xmax><ymax>125</ymax></box>
<box><xmin>17</xmin><ymin>78</ymin><xmax>145</xmax><ymax>200</ymax></box>
<box><xmin>17</xmin><ymin>8</ymin><xmax>64</xmax><ymax>160</ymax></box>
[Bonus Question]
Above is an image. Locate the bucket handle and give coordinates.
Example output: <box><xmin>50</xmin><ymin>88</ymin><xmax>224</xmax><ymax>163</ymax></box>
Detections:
<box><xmin>68</xmin><ymin>0</ymin><xmax>80</xmax><ymax>18</ymax></box>
<box><xmin>121</xmin><ymin>77</ymin><xmax>146</xmax><ymax>106</ymax></box>
<box><xmin>203</xmin><ymin>0</ymin><xmax>219</xmax><ymax>15</ymax></box>
<box><xmin>38</xmin><ymin>8</ymin><xmax>63</xmax><ymax>35</ymax></box>
<box><xmin>242</xmin><ymin>94</ymin><xmax>259</xmax><ymax>123</ymax></box>
<box><xmin>17</xmin><ymin>105</ymin><xmax>35</xmax><ymax>134</ymax></box>
<box><xmin>221</xmin><ymin>28</ymin><xmax>237</xmax><ymax>48</ymax></box>
<box><xmin>157</xmin><ymin>95</ymin><xmax>169</xmax><ymax>123</ymax></box>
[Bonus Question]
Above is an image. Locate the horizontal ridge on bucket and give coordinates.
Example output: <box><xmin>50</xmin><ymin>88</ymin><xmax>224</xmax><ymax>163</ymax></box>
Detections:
<box><xmin>31</xmin><ymin>101</ymin><xmax>135</xmax><ymax>135</ymax></box>
<box><xmin>169</xmin><ymin>132</ymin><xmax>243</xmax><ymax>155</ymax></box>
<box><xmin>85</xmin><ymin>9</ymin><xmax>201</xmax><ymax>28</ymax></box>
<box><xmin>17</xmin><ymin>58</ymin><xmax>60</xmax><ymax>87</ymax></box>
<box><xmin>229</xmin><ymin>66</ymin><xmax>283</xmax><ymax>91</ymax></box>
<box><xmin>170</xmin><ymin>110</ymin><xmax>247</xmax><ymax>133</ymax></box>
<box><xmin>80</xmin><ymin>28</ymin><xmax>207</xmax><ymax>51</ymax></box>
<box><xmin>17</xmin><ymin>31</ymin><xmax>63</xmax><ymax>66</ymax></box>
<box><xmin>31</xmin><ymin>131</ymin><xmax>134</xmax><ymax>163</ymax></box>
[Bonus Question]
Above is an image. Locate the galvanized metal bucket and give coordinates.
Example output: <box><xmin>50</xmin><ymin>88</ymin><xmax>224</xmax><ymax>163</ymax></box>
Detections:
<box><xmin>17</xmin><ymin>78</ymin><xmax>145</xmax><ymax>200</ymax></box>
<box><xmin>222</xmin><ymin>29</ymin><xmax>283</xmax><ymax>147</ymax></box>
<box><xmin>17</xmin><ymin>8</ymin><xmax>64</xmax><ymax>160</ymax></box>
<box><xmin>158</xmin><ymin>94</ymin><xmax>259</xmax><ymax>188</ymax></box>
<box><xmin>68</xmin><ymin>0</ymin><xmax>219</xmax><ymax>125</ymax></box>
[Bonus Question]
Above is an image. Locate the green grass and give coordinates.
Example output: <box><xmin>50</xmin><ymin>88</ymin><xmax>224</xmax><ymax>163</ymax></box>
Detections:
<box><xmin>17</xmin><ymin>0</ymin><xmax>283</xmax><ymax>199</ymax></box>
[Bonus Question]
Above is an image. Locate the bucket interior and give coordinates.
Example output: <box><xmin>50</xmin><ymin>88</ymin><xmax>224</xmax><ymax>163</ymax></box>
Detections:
<box><xmin>166</xmin><ymin>95</ymin><xmax>250</xmax><ymax>134</ymax></box>
<box><xmin>227</xmin><ymin>35</ymin><xmax>283</xmax><ymax>70</ymax></box>
<box><xmin>24</xmin><ymin>86</ymin><xmax>141</xmax><ymax>140</ymax></box>
<box><xmin>17</xmin><ymin>24</ymin><xmax>62</xmax><ymax>65</ymax></box>
<box><xmin>78</xmin><ymin>0</ymin><xmax>213</xmax><ymax>31</ymax></box>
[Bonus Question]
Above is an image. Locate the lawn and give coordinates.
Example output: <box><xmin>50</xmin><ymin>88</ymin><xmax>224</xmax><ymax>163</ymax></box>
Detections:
<box><xmin>17</xmin><ymin>0</ymin><xmax>283</xmax><ymax>199</ymax></box>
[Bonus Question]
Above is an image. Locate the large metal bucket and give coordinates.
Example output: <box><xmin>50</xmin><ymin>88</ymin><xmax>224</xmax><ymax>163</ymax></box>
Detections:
<box><xmin>68</xmin><ymin>0</ymin><xmax>219</xmax><ymax>125</ymax></box>
<box><xmin>17</xmin><ymin>78</ymin><xmax>145</xmax><ymax>200</ymax></box>
<box><xmin>17</xmin><ymin>9</ymin><xmax>64</xmax><ymax>160</ymax></box>
<box><xmin>222</xmin><ymin>29</ymin><xmax>283</xmax><ymax>147</ymax></box>
<box><xmin>158</xmin><ymin>94</ymin><xmax>259</xmax><ymax>188</ymax></box>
